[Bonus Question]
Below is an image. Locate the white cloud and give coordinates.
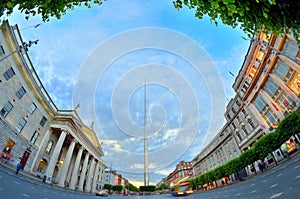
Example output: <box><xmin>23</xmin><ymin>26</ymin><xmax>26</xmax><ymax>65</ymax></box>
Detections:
<box><xmin>154</xmin><ymin>169</ymin><xmax>172</xmax><ymax>176</ymax></box>
<box><xmin>103</xmin><ymin>140</ymin><xmax>123</xmax><ymax>153</ymax></box>
<box><xmin>8</xmin><ymin>0</ymin><xmax>250</xmax><ymax>185</ymax></box>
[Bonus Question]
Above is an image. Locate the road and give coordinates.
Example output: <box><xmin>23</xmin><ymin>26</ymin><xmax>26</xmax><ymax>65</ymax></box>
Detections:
<box><xmin>0</xmin><ymin>155</ymin><xmax>299</xmax><ymax>199</ymax></box>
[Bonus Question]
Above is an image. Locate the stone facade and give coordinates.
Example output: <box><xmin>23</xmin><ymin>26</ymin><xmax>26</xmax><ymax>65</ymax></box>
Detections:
<box><xmin>191</xmin><ymin>32</ymin><xmax>300</xmax><ymax>179</ymax></box>
<box><xmin>167</xmin><ymin>160</ymin><xmax>193</xmax><ymax>186</ymax></box>
<box><xmin>0</xmin><ymin>20</ymin><xmax>106</xmax><ymax>193</ymax></box>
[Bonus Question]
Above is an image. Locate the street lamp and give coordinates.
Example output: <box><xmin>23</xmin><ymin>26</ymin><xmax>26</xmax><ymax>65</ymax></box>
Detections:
<box><xmin>0</xmin><ymin>39</ymin><xmax>39</xmax><ymax>63</ymax></box>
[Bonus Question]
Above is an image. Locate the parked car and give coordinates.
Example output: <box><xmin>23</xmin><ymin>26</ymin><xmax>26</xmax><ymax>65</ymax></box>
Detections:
<box><xmin>95</xmin><ymin>190</ymin><xmax>108</xmax><ymax>197</ymax></box>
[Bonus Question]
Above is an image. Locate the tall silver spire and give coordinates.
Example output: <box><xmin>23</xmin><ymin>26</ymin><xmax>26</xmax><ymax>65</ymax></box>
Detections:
<box><xmin>144</xmin><ymin>80</ymin><xmax>149</xmax><ymax>186</ymax></box>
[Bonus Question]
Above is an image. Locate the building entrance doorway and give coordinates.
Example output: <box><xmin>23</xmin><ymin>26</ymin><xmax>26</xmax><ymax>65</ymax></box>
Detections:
<box><xmin>20</xmin><ymin>150</ymin><xmax>30</xmax><ymax>169</ymax></box>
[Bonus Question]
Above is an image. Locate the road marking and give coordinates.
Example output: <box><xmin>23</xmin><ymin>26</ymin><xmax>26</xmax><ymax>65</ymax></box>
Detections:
<box><xmin>0</xmin><ymin>175</ymin><xmax>2</xmax><ymax>178</ymax></box>
<box><xmin>294</xmin><ymin>165</ymin><xmax>299</xmax><ymax>169</ymax></box>
<box><xmin>276</xmin><ymin>173</ymin><xmax>282</xmax><ymax>177</ymax></box>
<box><xmin>251</xmin><ymin>189</ymin><xmax>258</xmax><ymax>193</ymax></box>
<box><xmin>295</xmin><ymin>175</ymin><xmax>300</xmax><ymax>180</ymax></box>
<box><xmin>223</xmin><ymin>195</ymin><xmax>229</xmax><ymax>198</ymax></box>
<box><xmin>270</xmin><ymin>183</ymin><xmax>278</xmax><ymax>188</ymax></box>
<box><xmin>250</xmin><ymin>183</ymin><xmax>255</xmax><ymax>186</ymax></box>
<box><xmin>0</xmin><ymin>187</ymin><xmax>3</xmax><ymax>190</ymax></box>
<box><xmin>22</xmin><ymin>193</ymin><xmax>30</xmax><ymax>197</ymax></box>
<box><xmin>263</xmin><ymin>179</ymin><xmax>268</xmax><ymax>183</ymax></box>
<box><xmin>30</xmin><ymin>186</ymin><xmax>34</xmax><ymax>189</ymax></box>
<box><xmin>235</xmin><ymin>193</ymin><xmax>241</xmax><ymax>196</ymax></box>
<box><xmin>270</xmin><ymin>192</ymin><xmax>283</xmax><ymax>198</ymax></box>
<box><xmin>14</xmin><ymin>181</ymin><xmax>20</xmax><ymax>184</ymax></box>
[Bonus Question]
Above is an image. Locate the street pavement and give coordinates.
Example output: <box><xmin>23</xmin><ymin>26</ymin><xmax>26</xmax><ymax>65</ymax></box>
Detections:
<box><xmin>0</xmin><ymin>151</ymin><xmax>300</xmax><ymax>199</ymax></box>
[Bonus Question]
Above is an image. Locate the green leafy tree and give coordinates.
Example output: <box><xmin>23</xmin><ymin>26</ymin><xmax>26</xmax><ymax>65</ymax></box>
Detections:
<box><xmin>275</xmin><ymin>108</ymin><xmax>300</xmax><ymax>143</ymax></box>
<box><xmin>173</xmin><ymin>0</ymin><xmax>300</xmax><ymax>41</ymax></box>
<box><xmin>103</xmin><ymin>183</ymin><xmax>113</xmax><ymax>191</ymax></box>
<box><xmin>140</xmin><ymin>185</ymin><xmax>156</xmax><ymax>192</ymax></box>
<box><xmin>156</xmin><ymin>183</ymin><xmax>169</xmax><ymax>191</ymax></box>
<box><xmin>127</xmin><ymin>183</ymin><xmax>139</xmax><ymax>192</ymax></box>
<box><xmin>112</xmin><ymin>185</ymin><xmax>123</xmax><ymax>192</ymax></box>
<box><xmin>0</xmin><ymin>0</ymin><xmax>105</xmax><ymax>21</ymax></box>
<box><xmin>253</xmin><ymin>132</ymin><xmax>279</xmax><ymax>160</ymax></box>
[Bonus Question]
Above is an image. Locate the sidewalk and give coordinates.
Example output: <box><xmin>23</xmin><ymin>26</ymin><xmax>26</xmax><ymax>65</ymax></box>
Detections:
<box><xmin>195</xmin><ymin>150</ymin><xmax>300</xmax><ymax>192</ymax></box>
<box><xmin>0</xmin><ymin>161</ymin><xmax>92</xmax><ymax>195</ymax></box>
<box><xmin>231</xmin><ymin>149</ymin><xmax>300</xmax><ymax>185</ymax></box>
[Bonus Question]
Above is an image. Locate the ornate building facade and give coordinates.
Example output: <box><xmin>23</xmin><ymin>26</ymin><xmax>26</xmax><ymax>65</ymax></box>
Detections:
<box><xmin>191</xmin><ymin>32</ymin><xmax>300</xmax><ymax>179</ymax></box>
<box><xmin>167</xmin><ymin>160</ymin><xmax>193</xmax><ymax>186</ymax></box>
<box><xmin>0</xmin><ymin>21</ymin><xmax>106</xmax><ymax>192</ymax></box>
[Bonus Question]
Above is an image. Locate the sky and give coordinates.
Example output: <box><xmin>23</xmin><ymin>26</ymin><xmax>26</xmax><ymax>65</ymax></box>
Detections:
<box><xmin>5</xmin><ymin>0</ymin><xmax>250</xmax><ymax>186</ymax></box>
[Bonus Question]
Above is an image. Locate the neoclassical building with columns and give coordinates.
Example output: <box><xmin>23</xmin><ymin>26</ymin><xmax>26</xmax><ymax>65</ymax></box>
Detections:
<box><xmin>0</xmin><ymin>20</ymin><xmax>106</xmax><ymax>192</ymax></box>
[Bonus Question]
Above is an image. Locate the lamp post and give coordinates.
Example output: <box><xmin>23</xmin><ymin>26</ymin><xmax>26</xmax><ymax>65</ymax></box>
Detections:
<box><xmin>0</xmin><ymin>39</ymin><xmax>39</xmax><ymax>63</ymax></box>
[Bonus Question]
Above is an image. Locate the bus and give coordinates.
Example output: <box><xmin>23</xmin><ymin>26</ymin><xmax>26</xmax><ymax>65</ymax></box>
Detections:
<box><xmin>170</xmin><ymin>176</ymin><xmax>193</xmax><ymax>196</ymax></box>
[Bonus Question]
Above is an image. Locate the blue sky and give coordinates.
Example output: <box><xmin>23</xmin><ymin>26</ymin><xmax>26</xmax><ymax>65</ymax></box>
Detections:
<box><xmin>6</xmin><ymin>0</ymin><xmax>249</xmax><ymax>186</ymax></box>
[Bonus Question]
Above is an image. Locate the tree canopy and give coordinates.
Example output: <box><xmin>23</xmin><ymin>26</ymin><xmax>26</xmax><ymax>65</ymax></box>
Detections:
<box><xmin>1</xmin><ymin>0</ymin><xmax>299</xmax><ymax>41</ymax></box>
<box><xmin>0</xmin><ymin>0</ymin><xmax>105</xmax><ymax>21</ymax></box>
<box><xmin>173</xmin><ymin>0</ymin><xmax>300</xmax><ymax>40</ymax></box>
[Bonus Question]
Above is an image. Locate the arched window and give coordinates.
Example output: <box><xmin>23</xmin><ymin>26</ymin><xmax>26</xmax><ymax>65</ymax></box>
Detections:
<box><xmin>45</xmin><ymin>140</ymin><xmax>53</xmax><ymax>154</ymax></box>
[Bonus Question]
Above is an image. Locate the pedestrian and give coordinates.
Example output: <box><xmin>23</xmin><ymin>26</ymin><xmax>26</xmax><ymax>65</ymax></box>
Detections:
<box><xmin>16</xmin><ymin>162</ymin><xmax>22</xmax><ymax>175</ymax></box>
<box><xmin>258</xmin><ymin>162</ymin><xmax>264</xmax><ymax>172</ymax></box>
<box><xmin>221</xmin><ymin>180</ymin><xmax>225</xmax><ymax>186</ymax></box>
<box><xmin>286</xmin><ymin>151</ymin><xmax>290</xmax><ymax>160</ymax></box>
<box><xmin>43</xmin><ymin>175</ymin><xmax>47</xmax><ymax>183</ymax></box>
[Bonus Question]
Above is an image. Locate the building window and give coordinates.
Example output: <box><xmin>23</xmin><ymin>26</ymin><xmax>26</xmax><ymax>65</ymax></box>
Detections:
<box><xmin>282</xmin><ymin>39</ymin><xmax>299</xmax><ymax>59</ymax></box>
<box><xmin>0</xmin><ymin>45</ymin><xmax>4</xmax><ymax>56</ymax></box>
<box><xmin>236</xmin><ymin>115</ymin><xmax>241</xmax><ymax>122</ymax></box>
<box><xmin>30</xmin><ymin>131</ymin><xmax>39</xmax><ymax>145</ymax></box>
<box><xmin>0</xmin><ymin>101</ymin><xmax>13</xmax><ymax>118</ymax></box>
<box><xmin>264</xmin><ymin>78</ymin><xmax>278</xmax><ymax>98</ymax></box>
<box><xmin>231</xmin><ymin>107</ymin><xmax>236</xmax><ymax>114</ymax></box>
<box><xmin>241</xmin><ymin>109</ymin><xmax>247</xmax><ymax>116</ymax></box>
<box><xmin>242</xmin><ymin>126</ymin><xmax>249</xmax><ymax>135</ymax></box>
<box><xmin>28</xmin><ymin>103</ymin><xmax>37</xmax><ymax>114</ymax></box>
<box><xmin>236</xmin><ymin>132</ymin><xmax>242</xmax><ymax>142</ymax></box>
<box><xmin>273</xmin><ymin>61</ymin><xmax>293</xmax><ymax>83</ymax></box>
<box><xmin>40</xmin><ymin>116</ymin><xmax>47</xmax><ymax>127</ymax></box>
<box><xmin>16</xmin><ymin>86</ymin><xmax>26</xmax><ymax>99</ymax></box>
<box><xmin>226</xmin><ymin>113</ymin><xmax>231</xmax><ymax>120</ymax></box>
<box><xmin>3</xmin><ymin>67</ymin><xmax>15</xmax><ymax>80</ymax></box>
<box><xmin>285</xmin><ymin>70</ymin><xmax>300</xmax><ymax>96</ymax></box>
<box><xmin>16</xmin><ymin>118</ymin><xmax>27</xmax><ymax>133</ymax></box>
<box><xmin>45</xmin><ymin>140</ymin><xmax>53</xmax><ymax>154</ymax></box>
<box><xmin>253</xmin><ymin>93</ymin><xmax>266</xmax><ymax>112</ymax></box>
<box><xmin>236</xmin><ymin>100</ymin><xmax>241</xmax><ymax>106</ymax></box>
<box><xmin>248</xmin><ymin>119</ymin><xmax>256</xmax><ymax>129</ymax></box>
<box><xmin>231</xmin><ymin>122</ymin><xmax>236</xmax><ymax>129</ymax></box>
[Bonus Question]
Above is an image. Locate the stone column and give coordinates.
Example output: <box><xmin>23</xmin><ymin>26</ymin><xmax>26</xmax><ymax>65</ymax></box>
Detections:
<box><xmin>57</xmin><ymin>139</ymin><xmax>76</xmax><ymax>187</ymax></box>
<box><xmin>45</xmin><ymin>130</ymin><xmax>67</xmax><ymax>184</ymax></box>
<box><xmin>30</xmin><ymin>128</ymin><xmax>51</xmax><ymax>172</ymax></box>
<box><xmin>85</xmin><ymin>157</ymin><xmax>96</xmax><ymax>192</ymax></box>
<box><xmin>92</xmin><ymin>161</ymin><xmax>100</xmax><ymax>192</ymax></box>
<box><xmin>69</xmin><ymin>146</ymin><xmax>83</xmax><ymax>190</ymax></box>
<box><xmin>78</xmin><ymin>152</ymin><xmax>89</xmax><ymax>191</ymax></box>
